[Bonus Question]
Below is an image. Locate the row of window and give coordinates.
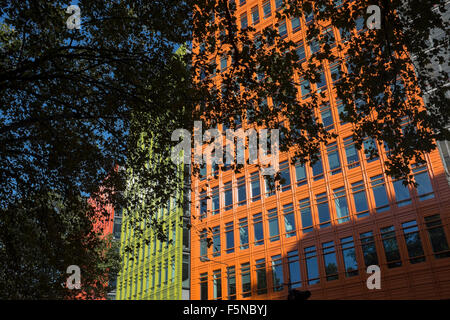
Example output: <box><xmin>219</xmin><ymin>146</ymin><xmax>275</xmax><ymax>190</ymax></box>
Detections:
<box><xmin>121</xmin><ymin>221</ymin><xmax>180</xmax><ymax>273</ymax></box>
<box><xmin>199</xmin><ymin>214</ymin><xmax>450</xmax><ymax>299</ymax></box>
<box><xmin>203</xmin><ymin>1</ymin><xmax>362</xmax><ymax>78</ymax></box>
<box><xmin>197</xmin><ymin>98</ymin><xmax>413</xmax><ymax>183</ymax></box>
<box><xmin>198</xmin><ymin>162</ymin><xmax>435</xmax><ymax>222</ymax></box>
<box><xmin>119</xmin><ymin>252</ymin><xmax>190</xmax><ymax>300</ymax></box>
<box><xmin>198</xmin><ymin>132</ymin><xmax>376</xmax><ymax>181</ymax></box>
<box><xmin>120</xmin><ymin>260</ymin><xmax>177</xmax><ymax>299</ymax></box>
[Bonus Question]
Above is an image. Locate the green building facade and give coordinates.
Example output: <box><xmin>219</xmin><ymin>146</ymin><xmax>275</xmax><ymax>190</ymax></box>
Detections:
<box><xmin>115</xmin><ymin>45</ymin><xmax>190</xmax><ymax>300</ymax></box>
<box><xmin>115</xmin><ymin>136</ymin><xmax>191</xmax><ymax>300</ymax></box>
<box><xmin>116</xmin><ymin>190</ymin><xmax>190</xmax><ymax>300</ymax></box>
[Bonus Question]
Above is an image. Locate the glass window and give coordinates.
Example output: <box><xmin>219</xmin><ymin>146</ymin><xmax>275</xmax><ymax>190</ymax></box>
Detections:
<box><xmin>311</xmin><ymin>155</ymin><xmax>324</xmax><ymax>180</ymax></box>
<box><xmin>320</xmin><ymin>104</ymin><xmax>334</xmax><ymax>131</ymax></box>
<box><xmin>199</xmin><ymin>190</ymin><xmax>207</xmax><ymax>219</ymax></box>
<box><xmin>171</xmin><ymin>260</ymin><xmax>175</xmax><ymax>283</ymax></box>
<box><xmin>212</xmin><ymin>226</ymin><xmax>221</xmax><ymax>257</ymax></box>
<box><xmin>344</xmin><ymin>137</ymin><xmax>360</xmax><ymax>169</ymax></box>
<box><xmin>211</xmin><ymin>158</ymin><xmax>219</xmax><ymax>178</ymax></box>
<box><xmin>251</xmin><ymin>6</ymin><xmax>259</xmax><ymax>25</ymax></box>
<box><xmin>200</xmin><ymin>229</ymin><xmax>208</xmax><ymax>258</ymax></box>
<box><xmin>392</xmin><ymin>180</ymin><xmax>412</xmax><ymax>207</ymax></box>
<box><xmin>262</xmin><ymin>0</ymin><xmax>271</xmax><ymax>18</ymax></box>
<box><xmin>239</xmin><ymin>218</ymin><xmax>249</xmax><ymax>250</ymax></box>
<box><xmin>267</xmin><ymin>208</ymin><xmax>280</xmax><ymax>242</ymax></box>
<box><xmin>360</xmin><ymin>231</ymin><xmax>378</xmax><ymax>267</ymax></box>
<box><xmin>227</xmin><ymin>266</ymin><xmax>236</xmax><ymax>300</ymax></box>
<box><xmin>253</xmin><ymin>213</ymin><xmax>264</xmax><ymax>246</ymax></box>
<box><xmin>329</xmin><ymin>61</ymin><xmax>341</xmax><ymax>83</ymax></box>
<box><xmin>278</xmin><ymin>20</ymin><xmax>287</xmax><ymax>38</ymax></box>
<box><xmin>304</xmin><ymin>10</ymin><xmax>314</xmax><ymax>24</ymax></box>
<box><xmin>327</xmin><ymin>142</ymin><xmax>341</xmax><ymax>175</ymax></box>
<box><xmin>264</xmin><ymin>176</ymin><xmax>275</xmax><ymax>197</ymax></box>
<box><xmin>305</xmin><ymin>246</ymin><xmax>320</xmax><ymax>285</ymax></box>
<box><xmin>355</xmin><ymin>16</ymin><xmax>365</xmax><ymax>32</ymax></box>
<box><xmin>336</xmin><ymin>99</ymin><xmax>347</xmax><ymax>124</ymax></box>
<box><xmin>211</xmin><ymin>186</ymin><xmax>220</xmax><ymax>215</ymax></box>
<box><xmin>271</xmin><ymin>255</ymin><xmax>284</xmax><ymax>292</ymax></box>
<box><xmin>351</xmin><ymin>180</ymin><xmax>369</xmax><ymax>218</ymax></box>
<box><xmin>237</xmin><ymin>176</ymin><xmax>247</xmax><ymax>206</ymax></box>
<box><xmin>240</xmin><ymin>13</ymin><xmax>248</xmax><ymax>29</ymax></box>
<box><xmin>113</xmin><ymin>215</ymin><xmax>122</xmax><ymax>240</ymax></box>
<box><xmin>322</xmin><ymin>241</ymin><xmax>339</xmax><ymax>281</ymax></box>
<box><xmin>225</xmin><ymin>221</ymin><xmax>234</xmax><ymax>254</ymax></box>
<box><xmin>295</xmin><ymin>161</ymin><xmax>307</xmax><ymax>186</ymax></box>
<box><xmin>152</xmin><ymin>266</ymin><xmax>156</xmax><ymax>288</ymax></box>
<box><xmin>283</xmin><ymin>203</ymin><xmax>296</xmax><ymax>238</ymax></box>
<box><xmin>291</xmin><ymin>17</ymin><xmax>301</xmax><ymax>32</ymax></box>
<box><xmin>370</xmin><ymin>175</ymin><xmax>390</xmax><ymax>213</ymax></box>
<box><xmin>363</xmin><ymin>137</ymin><xmax>378</xmax><ymax>162</ymax></box>
<box><xmin>275</xmin><ymin>0</ymin><xmax>283</xmax><ymax>10</ymax></box>
<box><xmin>340</xmin><ymin>236</ymin><xmax>358</xmax><ymax>277</ymax></box>
<box><xmin>287</xmin><ymin>250</ymin><xmax>302</xmax><ymax>288</ymax></box>
<box><xmin>300</xmin><ymin>78</ymin><xmax>310</xmax><ymax>98</ymax></box>
<box><xmin>279</xmin><ymin>160</ymin><xmax>291</xmax><ymax>191</ymax></box>
<box><xmin>213</xmin><ymin>270</ymin><xmax>222</xmax><ymax>300</ymax></box>
<box><xmin>200</xmin><ymin>164</ymin><xmax>206</xmax><ymax>180</ymax></box>
<box><xmin>224</xmin><ymin>181</ymin><xmax>233</xmax><ymax>211</ymax></box>
<box><xmin>299</xmin><ymin>198</ymin><xmax>313</xmax><ymax>233</ymax></box>
<box><xmin>333</xmin><ymin>186</ymin><xmax>350</xmax><ymax>223</ymax></box>
<box><xmin>255</xmin><ymin>259</ymin><xmax>267</xmax><ymax>294</ymax></box>
<box><xmin>200</xmin><ymin>272</ymin><xmax>208</xmax><ymax>300</ymax></box>
<box><xmin>412</xmin><ymin>165</ymin><xmax>434</xmax><ymax>201</ymax></box>
<box><xmin>241</xmin><ymin>263</ymin><xmax>251</xmax><ymax>298</ymax></box>
<box><xmin>183</xmin><ymin>219</ymin><xmax>190</xmax><ymax>251</ymax></box>
<box><xmin>220</xmin><ymin>55</ymin><xmax>227</xmax><ymax>72</ymax></box>
<box><xmin>424</xmin><ymin>214</ymin><xmax>450</xmax><ymax>259</ymax></box>
<box><xmin>316</xmin><ymin>192</ymin><xmax>331</xmax><ymax>228</ymax></box>
<box><xmin>157</xmin><ymin>264</ymin><xmax>162</xmax><ymax>287</ymax></box>
<box><xmin>164</xmin><ymin>261</ymin><xmax>169</xmax><ymax>283</ymax></box>
<box><xmin>172</xmin><ymin>221</ymin><xmax>176</xmax><ymax>245</ymax></box>
<box><xmin>339</xmin><ymin>26</ymin><xmax>351</xmax><ymax>42</ymax></box>
<box><xmin>402</xmin><ymin>220</ymin><xmax>425</xmax><ymax>264</ymax></box>
<box><xmin>309</xmin><ymin>37</ymin><xmax>320</xmax><ymax>55</ymax></box>
<box><xmin>253</xmin><ymin>32</ymin><xmax>262</xmax><ymax>49</ymax></box>
<box><xmin>316</xmin><ymin>69</ymin><xmax>327</xmax><ymax>91</ymax></box>
<box><xmin>250</xmin><ymin>172</ymin><xmax>261</xmax><ymax>201</ymax></box>
<box><xmin>295</xmin><ymin>42</ymin><xmax>306</xmax><ymax>62</ymax></box>
<box><xmin>380</xmin><ymin>226</ymin><xmax>402</xmax><ymax>268</ymax></box>
<box><xmin>334</xmin><ymin>0</ymin><xmax>343</xmax><ymax>7</ymax></box>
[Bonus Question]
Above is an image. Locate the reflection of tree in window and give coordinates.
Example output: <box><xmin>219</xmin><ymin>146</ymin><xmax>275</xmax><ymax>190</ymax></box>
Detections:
<box><xmin>255</xmin><ymin>258</ymin><xmax>267</xmax><ymax>295</ymax></box>
<box><xmin>402</xmin><ymin>220</ymin><xmax>425</xmax><ymax>264</ymax></box>
<box><xmin>424</xmin><ymin>214</ymin><xmax>450</xmax><ymax>259</ymax></box>
<box><xmin>322</xmin><ymin>241</ymin><xmax>339</xmax><ymax>281</ymax></box>
<box><xmin>271</xmin><ymin>255</ymin><xmax>284</xmax><ymax>292</ymax></box>
<box><xmin>380</xmin><ymin>226</ymin><xmax>402</xmax><ymax>268</ymax></box>
<box><xmin>340</xmin><ymin>236</ymin><xmax>359</xmax><ymax>277</ymax></box>
<box><xmin>360</xmin><ymin>231</ymin><xmax>379</xmax><ymax>267</ymax></box>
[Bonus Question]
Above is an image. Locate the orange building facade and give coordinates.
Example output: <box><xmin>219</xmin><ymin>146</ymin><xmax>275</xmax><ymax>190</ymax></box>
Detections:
<box><xmin>190</xmin><ymin>0</ymin><xmax>450</xmax><ymax>300</ymax></box>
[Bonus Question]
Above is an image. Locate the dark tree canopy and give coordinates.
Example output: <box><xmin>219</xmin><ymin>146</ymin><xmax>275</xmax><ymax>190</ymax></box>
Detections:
<box><xmin>0</xmin><ymin>0</ymin><xmax>448</xmax><ymax>298</ymax></box>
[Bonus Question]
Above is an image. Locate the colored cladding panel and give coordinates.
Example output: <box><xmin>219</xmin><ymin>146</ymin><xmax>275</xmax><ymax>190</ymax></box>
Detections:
<box><xmin>116</xmin><ymin>200</ymin><xmax>186</xmax><ymax>300</ymax></box>
<box><xmin>115</xmin><ymin>143</ymin><xmax>189</xmax><ymax>300</ymax></box>
<box><xmin>190</xmin><ymin>1</ymin><xmax>450</xmax><ymax>300</ymax></box>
